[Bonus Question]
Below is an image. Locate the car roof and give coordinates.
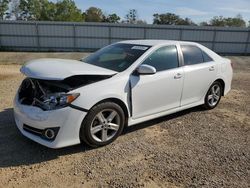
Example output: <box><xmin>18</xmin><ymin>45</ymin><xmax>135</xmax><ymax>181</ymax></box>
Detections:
<box><xmin>118</xmin><ymin>39</ymin><xmax>222</xmax><ymax>61</ymax></box>
<box><xmin>118</xmin><ymin>40</ymin><xmax>198</xmax><ymax>46</ymax></box>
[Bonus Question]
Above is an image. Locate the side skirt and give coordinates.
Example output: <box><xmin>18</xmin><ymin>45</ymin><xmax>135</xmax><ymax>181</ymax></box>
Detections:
<box><xmin>127</xmin><ymin>100</ymin><xmax>204</xmax><ymax>126</ymax></box>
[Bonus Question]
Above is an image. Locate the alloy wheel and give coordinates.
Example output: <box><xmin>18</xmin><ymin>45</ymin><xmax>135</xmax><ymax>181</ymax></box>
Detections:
<box><xmin>207</xmin><ymin>84</ymin><xmax>221</xmax><ymax>107</ymax></box>
<box><xmin>90</xmin><ymin>109</ymin><xmax>121</xmax><ymax>142</ymax></box>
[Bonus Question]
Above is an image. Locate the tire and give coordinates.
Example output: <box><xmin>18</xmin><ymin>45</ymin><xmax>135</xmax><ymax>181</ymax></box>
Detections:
<box><xmin>203</xmin><ymin>81</ymin><xmax>222</xmax><ymax>110</ymax></box>
<box><xmin>80</xmin><ymin>102</ymin><xmax>125</xmax><ymax>147</ymax></box>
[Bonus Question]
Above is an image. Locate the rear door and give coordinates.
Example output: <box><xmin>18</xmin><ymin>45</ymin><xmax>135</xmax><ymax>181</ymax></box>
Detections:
<box><xmin>180</xmin><ymin>45</ymin><xmax>217</xmax><ymax>106</ymax></box>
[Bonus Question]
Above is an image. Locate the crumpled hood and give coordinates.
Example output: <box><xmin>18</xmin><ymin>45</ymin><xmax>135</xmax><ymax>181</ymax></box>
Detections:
<box><xmin>20</xmin><ymin>58</ymin><xmax>117</xmax><ymax>80</ymax></box>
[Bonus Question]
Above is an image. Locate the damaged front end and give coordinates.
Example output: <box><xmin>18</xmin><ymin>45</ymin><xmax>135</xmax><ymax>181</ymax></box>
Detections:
<box><xmin>18</xmin><ymin>75</ymin><xmax>111</xmax><ymax>111</ymax></box>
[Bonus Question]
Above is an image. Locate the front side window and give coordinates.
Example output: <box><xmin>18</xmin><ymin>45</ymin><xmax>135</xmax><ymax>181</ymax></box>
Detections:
<box><xmin>142</xmin><ymin>45</ymin><xmax>179</xmax><ymax>72</ymax></box>
<box><xmin>82</xmin><ymin>43</ymin><xmax>151</xmax><ymax>72</ymax></box>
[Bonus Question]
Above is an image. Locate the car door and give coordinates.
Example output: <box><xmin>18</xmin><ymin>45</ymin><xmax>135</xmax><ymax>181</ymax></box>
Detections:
<box><xmin>130</xmin><ymin>45</ymin><xmax>184</xmax><ymax>119</ymax></box>
<box><xmin>180</xmin><ymin>45</ymin><xmax>217</xmax><ymax>106</ymax></box>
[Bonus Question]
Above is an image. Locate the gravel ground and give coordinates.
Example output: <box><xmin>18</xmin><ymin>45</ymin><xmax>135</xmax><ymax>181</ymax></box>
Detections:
<box><xmin>0</xmin><ymin>54</ymin><xmax>249</xmax><ymax>188</ymax></box>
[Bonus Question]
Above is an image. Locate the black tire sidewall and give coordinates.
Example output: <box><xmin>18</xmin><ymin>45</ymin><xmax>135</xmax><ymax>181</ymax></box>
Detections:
<box><xmin>204</xmin><ymin>82</ymin><xmax>222</xmax><ymax>109</ymax></box>
<box><xmin>80</xmin><ymin>102</ymin><xmax>125</xmax><ymax>147</ymax></box>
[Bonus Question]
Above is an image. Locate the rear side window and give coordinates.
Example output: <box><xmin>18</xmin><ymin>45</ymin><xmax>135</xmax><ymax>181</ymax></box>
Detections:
<box><xmin>181</xmin><ymin>45</ymin><xmax>203</xmax><ymax>65</ymax></box>
<box><xmin>202</xmin><ymin>51</ymin><xmax>213</xmax><ymax>62</ymax></box>
<box><xmin>142</xmin><ymin>45</ymin><xmax>179</xmax><ymax>71</ymax></box>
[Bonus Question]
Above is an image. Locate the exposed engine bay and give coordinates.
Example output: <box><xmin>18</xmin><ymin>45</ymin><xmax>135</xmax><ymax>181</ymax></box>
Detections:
<box><xmin>18</xmin><ymin>75</ymin><xmax>111</xmax><ymax>111</ymax></box>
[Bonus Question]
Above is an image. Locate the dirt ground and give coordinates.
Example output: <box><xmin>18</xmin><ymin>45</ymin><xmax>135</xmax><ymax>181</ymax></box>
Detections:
<box><xmin>0</xmin><ymin>53</ymin><xmax>249</xmax><ymax>188</ymax></box>
<box><xmin>0</xmin><ymin>52</ymin><xmax>89</xmax><ymax>65</ymax></box>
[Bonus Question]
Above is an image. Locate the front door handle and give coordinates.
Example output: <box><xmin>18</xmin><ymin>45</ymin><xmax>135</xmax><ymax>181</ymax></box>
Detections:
<box><xmin>174</xmin><ymin>73</ymin><xmax>182</xmax><ymax>79</ymax></box>
<box><xmin>209</xmin><ymin>66</ymin><xmax>215</xmax><ymax>71</ymax></box>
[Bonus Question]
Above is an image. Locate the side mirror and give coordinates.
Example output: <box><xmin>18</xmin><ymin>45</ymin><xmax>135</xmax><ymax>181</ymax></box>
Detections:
<box><xmin>136</xmin><ymin>64</ymin><xmax>156</xmax><ymax>75</ymax></box>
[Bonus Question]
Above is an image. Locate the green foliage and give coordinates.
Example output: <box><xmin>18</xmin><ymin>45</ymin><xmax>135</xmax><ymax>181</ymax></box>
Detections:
<box><xmin>153</xmin><ymin>13</ymin><xmax>196</xmax><ymax>25</ymax></box>
<box><xmin>154</xmin><ymin>12</ymin><xmax>246</xmax><ymax>27</ymax></box>
<box><xmin>124</xmin><ymin>9</ymin><xmax>138</xmax><ymax>24</ymax></box>
<box><xmin>224</xmin><ymin>14</ymin><xmax>246</xmax><ymax>27</ymax></box>
<box><xmin>0</xmin><ymin>0</ymin><xmax>9</xmax><ymax>19</ymax></box>
<box><xmin>19</xmin><ymin>0</ymin><xmax>83</xmax><ymax>21</ymax></box>
<box><xmin>1</xmin><ymin>1</ymin><xmax>249</xmax><ymax>27</ymax></box>
<box><xmin>153</xmin><ymin>13</ymin><xmax>178</xmax><ymax>25</ymax></box>
<box><xmin>19</xmin><ymin>0</ymin><xmax>56</xmax><ymax>20</ymax></box>
<box><xmin>122</xmin><ymin>9</ymin><xmax>146</xmax><ymax>24</ymax></box>
<box><xmin>84</xmin><ymin>7</ymin><xmax>103</xmax><ymax>22</ymax></box>
<box><xmin>210</xmin><ymin>16</ymin><xmax>226</xmax><ymax>26</ymax></box>
<box><xmin>177</xmin><ymin>18</ymin><xmax>196</xmax><ymax>26</ymax></box>
<box><xmin>102</xmin><ymin>13</ymin><xmax>120</xmax><ymax>23</ymax></box>
<box><xmin>209</xmin><ymin>14</ymin><xmax>246</xmax><ymax>27</ymax></box>
<box><xmin>54</xmin><ymin>0</ymin><xmax>83</xmax><ymax>22</ymax></box>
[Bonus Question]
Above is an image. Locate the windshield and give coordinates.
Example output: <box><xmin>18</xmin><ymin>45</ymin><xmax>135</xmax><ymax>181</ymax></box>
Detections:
<box><xmin>82</xmin><ymin>43</ymin><xmax>151</xmax><ymax>72</ymax></box>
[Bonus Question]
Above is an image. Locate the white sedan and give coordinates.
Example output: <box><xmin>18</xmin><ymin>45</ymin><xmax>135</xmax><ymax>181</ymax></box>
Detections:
<box><xmin>14</xmin><ymin>40</ymin><xmax>233</xmax><ymax>148</ymax></box>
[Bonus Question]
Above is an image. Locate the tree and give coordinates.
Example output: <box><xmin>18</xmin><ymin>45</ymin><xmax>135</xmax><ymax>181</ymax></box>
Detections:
<box><xmin>210</xmin><ymin>16</ymin><xmax>226</xmax><ymax>26</ymax></box>
<box><xmin>84</xmin><ymin>7</ymin><xmax>103</xmax><ymax>22</ymax></box>
<box><xmin>10</xmin><ymin>0</ymin><xmax>20</xmax><ymax>19</ymax></box>
<box><xmin>102</xmin><ymin>13</ymin><xmax>120</xmax><ymax>23</ymax></box>
<box><xmin>177</xmin><ymin>18</ymin><xmax>196</xmax><ymax>26</ymax></box>
<box><xmin>19</xmin><ymin>0</ymin><xmax>56</xmax><ymax>21</ymax></box>
<box><xmin>41</xmin><ymin>1</ymin><xmax>56</xmax><ymax>21</ymax></box>
<box><xmin>123</xmin><ymin>9</ymin><xmax>146</xmax><ymax>24</ymax></box>
<box><xmin>54</xmin><ymin>0</ymin><xmax>83</xmax><ymax>21</ymax></box>
<box><xmin>209</xmin><ymin>14</ymin><xmax>246</xmax><ymax>27</ymax></box>
<box><xmin>124</xmin><ymin>9</ymin><xmax>138</xmax><ymax>24</ymax></box>
<box><xmin>0</xmin><ymin>0</ymin><xmax>9</xmax><ymax>19</ymax></box>
<box><xmin>224</xmin><ymin>14</ymin><xmax>246</xmax><ymax>27</ymax></box>
<box><xmin>19</xmin><ymin>0</ymin><xmax>33</xmax><ymax>20</ymax></box>
<box><xmin>153</xmin><ymin>13</ymin><xmax>178</xmax><ymax>25</ymax></box>
<box><xmin>19</xmin><ymin>0</ymin><xmax>83</xmax><ymax>21</ymax></box>
<box><xmin>153</xmin><ymin>13</ymin><xmax>195</xmax><ymax>25</ymax></box>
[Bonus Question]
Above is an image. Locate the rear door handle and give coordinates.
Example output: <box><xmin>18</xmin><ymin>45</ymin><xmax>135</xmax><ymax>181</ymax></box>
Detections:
<box><xmin>174</xmin><ymin>73</ymin><xmax>182</xmax><ymax>79</ymax></box>
<box><xmin>209</xmin><ymin>66</ymin><xmax>215</xmax><ymax>71</ymax></box>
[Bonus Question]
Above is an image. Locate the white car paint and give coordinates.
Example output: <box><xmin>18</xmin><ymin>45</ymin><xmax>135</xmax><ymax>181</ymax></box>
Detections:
<box><xmin>130</xmin><ymin>67</ymin><xmax>184</xmax><ymax>118</ymax></box>
<box><xmin>14</xmin><ymin>40</ymin><xmax>233</xmax><ymax>148</ymax></box>
<box><xmin>21</xmin><ymin>58</ymin><xmax>117</xmax><ymax>80</ymax></box>
<box><xmin>181</xmin><ymin>62</ymin><xmax>218</xmax><ymax>106</ymax></box>
<box><xmin>14</xmin><ymin>96</ymin><xmax>87</xmax><ymax>148</ymax></box>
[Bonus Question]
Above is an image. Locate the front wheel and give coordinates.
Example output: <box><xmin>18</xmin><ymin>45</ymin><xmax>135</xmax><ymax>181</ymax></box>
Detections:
<box><xmin>203</xmin><ymin>81</ymin><xmax>222</xmax><ymax>110</ymax></box>
<box><xmin>80</xmin><ymin>102</ymin><xmax>125</xmax><ymax>147</ymax></box>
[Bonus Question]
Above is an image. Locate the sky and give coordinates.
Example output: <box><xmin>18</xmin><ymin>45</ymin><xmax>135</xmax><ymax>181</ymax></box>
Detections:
<box><xmin>72</xmin><ymin>0</ymin><xmax>250</xmax><ymax>24</ymax></box>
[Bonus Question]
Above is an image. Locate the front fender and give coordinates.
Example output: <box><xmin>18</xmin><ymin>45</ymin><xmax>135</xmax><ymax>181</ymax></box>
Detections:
<box><xmin>71</xmin><ymin>75</ymin><xmax>130</xmax><ymax>112</ymax></box>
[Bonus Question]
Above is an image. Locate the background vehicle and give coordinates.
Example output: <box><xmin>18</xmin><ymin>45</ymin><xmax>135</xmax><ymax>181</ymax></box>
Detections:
<box><xmin>14</xmin><ymin>40</ymin><xmax>233</xmax><ymax>148</ymax></box>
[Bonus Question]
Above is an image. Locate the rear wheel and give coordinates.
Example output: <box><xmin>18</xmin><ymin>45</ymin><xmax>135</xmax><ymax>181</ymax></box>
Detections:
<box><xmin>203</xmin><ymin>81</ymin><xmax>222</xmax><ymax>109</ymax></box>
<box><xmin>80</xmin><ymin>102</ymin><xmax>125</xmax><ymax>147</ymax></box>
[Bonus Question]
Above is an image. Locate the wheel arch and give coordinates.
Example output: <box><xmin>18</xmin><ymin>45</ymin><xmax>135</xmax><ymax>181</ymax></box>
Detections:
<box><xmin>214</xmin><ymin>78</ymin><xmax>225</xmax><ymax>96</ymax></box>
<box><xmin>88</xmin><ymin>98</ymin><xmax>130</xmax><ymax>126</ymax></box>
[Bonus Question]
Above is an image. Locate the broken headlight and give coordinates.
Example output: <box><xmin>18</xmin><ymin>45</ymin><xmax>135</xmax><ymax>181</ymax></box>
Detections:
<box><xmin>18</xmin><ymin>78</ymin><xmax>81</xmax><ymax>111</ymax></box>
<box><xmin>37</xmin><ymin>93</ymin><xmax>80</xmax><ymax>111</ymax></box>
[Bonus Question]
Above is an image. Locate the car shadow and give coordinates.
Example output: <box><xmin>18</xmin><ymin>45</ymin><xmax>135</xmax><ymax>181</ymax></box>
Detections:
<box><xmin>0</xmin><ymin>108</ymin><xmax>89</xmax><ymax>168</ymax></box>
<box><xmin>0</xmin><ymin>106</ymin><xmax>205</xmax><ymax>168</ymax></box>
